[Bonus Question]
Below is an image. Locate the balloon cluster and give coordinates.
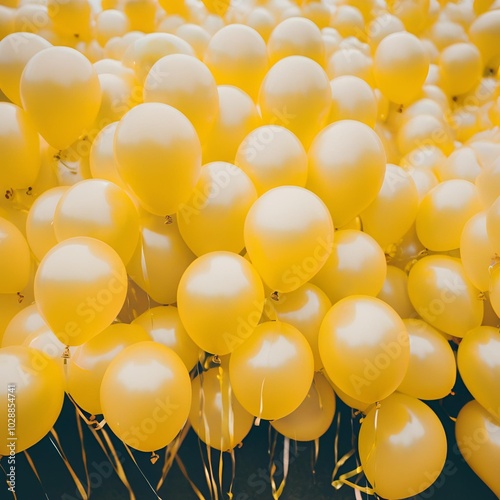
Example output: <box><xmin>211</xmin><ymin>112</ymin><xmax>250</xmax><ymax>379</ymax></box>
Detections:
<box><xmin>1</xmin><ymin>0</ymin><xmax>500</xmax><ymax>498</ymax></box>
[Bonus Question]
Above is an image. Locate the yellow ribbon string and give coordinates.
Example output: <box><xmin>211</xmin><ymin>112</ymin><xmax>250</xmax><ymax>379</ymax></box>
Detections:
<box><xmin>226</xmin><ymin>372</ymin><xmax>236</xmax><ymax>500</ymax></box>
<box><xmin>122</xmin><ymin>444</ymin><xmax>162</xmax><ymax>500</ymax></box>
<box><xmin>312</xmin><ymin>438</ymin><xmax>320</xmax><ymax>478</ymax></box>
<box><xmin>0</xmin><ymin>460</ymin><xmax>18</xmax><ymax>499</ymax></box>
<box><xmin>24</xmin><ymin>450</ymin><xmax>50</xmax><ymax>499</ymax></box>
<box><xmin>217</xmin><ymin>366</ymin><xmax>225</xmax><ymax>500</ymax></box>
<box><xmin>74</xmin><ymin>406</ymin><xmax>91</xmax><ymax>499</ymax></box>
<box><xmin>270</xmin><ymin>436</ymin><xmax>290</xmax><ymax>500</ymax></box>
<box><xmin>175</xmin><ymin>455</ymin><xmax>207</xmax><ymax>500</ymax></box>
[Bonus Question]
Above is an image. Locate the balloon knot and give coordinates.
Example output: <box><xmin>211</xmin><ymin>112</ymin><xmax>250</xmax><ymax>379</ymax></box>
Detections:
<box><xmin>26</xmin><ymin>187</ymin><xmax>33</xmax><ymax>196</ymax></box>
<box><xmin>16</xmin><ymin>292</ymin><xmax>24</xmax><ymax>303</ymax></box>
<box><xmin>212</xmin><ymin>354</ymin><xmax>221</xmax><ymax>365</ymax></box>
<box><xmin>164</xmin><ymin>215</ymin><xmax>173</xmax><ymax>225</ymax></box>
<box><xmin>62</xmin><ymin>346</ymin><xmax>71</xmax><ymax>362</ymax></box>
<box><xmin>4</xmin><ymin>188</ymin><xmax>14</xmax><ymax>200</ymax></box>
<box><xmin>150</xmin><ymin>451</ymin><xmax>160</xmax><ymax>464</ymax></box>
<box><xmin>271</xmin><ymin>291</ymin><xmax>280</xmax><ymax>302</ymax></box>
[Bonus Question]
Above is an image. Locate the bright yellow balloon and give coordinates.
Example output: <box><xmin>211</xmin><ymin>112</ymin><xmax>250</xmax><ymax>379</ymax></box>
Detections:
<box><xmin>377</xmin><ymin>265</ymin><xmax>415</xmax><ymax>319</ymax></box>
<box><xmin>327</xmin><ymin>377</ymin><xmax>370</xmax><ymax>413</ymax></box>
<box><xmin>127</xmin><ymin>213</ymin><xmax>196</xmax><ymax>305</ymax></box>
<box><xmin>114</xmin><ymin>103</ymin><xmax>202</xmax><ymax>217</ymax></box>
<box><xmin>455</xmin><ymin>400</ymin><xmax>500</xmax><ymax>498</ymax></box>
<box><xmin>388</xmin><ymin>0</ymin><xmax>430</xmax><ymax>34</ymax></box>
<box><xmin>319</xmin><ymin>296</ymin><xmax>410</xmax><ymax>404</ymax></box>
<box><xmin>100</xmin><ymin>341</ymin><xmax>191</xmax><ymax>452</ymax></box>
<box><xmin>47</xmin><ymin>0</ymin><xmax>91</xmax><ymax>40</ymax></box>
<box><xmin>177</xmin><ymin>251</ymin><xmax>265</xmax><ymax>355</ymax></box>
<box><xmin>398</xmin><ymin>318</ymin><xmax>456</xmax><ymax>400</ymax></box>
<box><xmin>68</xmin><ymin>323</ymin><xmax>150</xmax><ymax>415</ymax></box>
<box><xmin>123</xmin><ymin>0</ymin><xmax>156</xmax><ymax>33</ymax></box>
<box><xmin>271</xmin><ymin>372</ymin><xmax>335</xmax><ymax>441</ymax></box>
<box><xmin>259</xmin><ymin>55</ymin><xmax>331</xmax><ymax>149</ymax></box>
<box><xmin>190</xmin><ymin>365</ymin><xmax>254</xmax><ymax>451</ymax></box>
<box><xmin>133</xmin><ymin>306</ymin><xmax>200</xmax><ymax>371</ymax></box>
<box><xmin>307</xmin><ymin>120</ymin><xmax>386</xmax><ymax>228</ymax></box>
<box><xmin>229</xmin><ymin>321</ymin><xmax>314</xmax><ymax>420</ymax></box>
<box><xmin>244</xmin><ymin>186</ymin><xmax>334</xmax><ymax>293</ymax></box>
<box><xmin>2</xmin><ymin>303</ymin><xmax>47</xmax><ymax>348</ymax></box>
<box><xmin>407</xmin><ymin>255</ymin><xmax>483</xmax><ymax>338</ymax></box>
<box><xmin>469</xmin><ymin>10</ymin><xmax>500</xmax><ymax>73</ymax></box>
<box><xmin>0</xmin><ymin>345</ymin><xmax>65</xmax><ymax>454</ymax></box>
<box><xmin>200</xmin><ymin>0</ymin><xmax>230</xmax><ymax>15</ymax></box>
<box><xmin>359</xmin><ymin>392</ymin><xmax>447</xmax><ymax>499</ymax></box>
<box><xmin>20</xmin><ymin>46</ymin><xmax>101</xmax><ymax>150</ymax></box>
<box><xmin>234</xmin><ymin>125</ymin><xmax>308</xmax><ymax>195</ymax></box>
<box><xmin>0</xmin><ymin>217</ymin><xmax>31</xmax><ymax>294</ymax></box>
<box><xmin>311</xmin><ymin>230</ymin><xmax>387</xmax><ymax>305</ymax></box>
<box><xmin>486</xmin><ymin>196</ymin><xmax>500</xmax><ymax>257</ymax></box>
<box><xmin>34</xmin><ymin>237</ymin><xmax>128</xmax><ymax>346</ymax></box>
<box><xmin>374</xmin><ymin>32</ymin><xmax>429</xmax><ymax>104</ymax></box>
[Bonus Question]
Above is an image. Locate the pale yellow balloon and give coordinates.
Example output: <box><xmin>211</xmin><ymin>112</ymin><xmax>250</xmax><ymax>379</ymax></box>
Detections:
<box><xmin>406</xmin><ymin>165</ymin><xmax>439</xmax><ymax>202</ymax></box>
<box><xmin>331</xmin><ymin>5</ymin><xmax>365</xmax><ymax>40</ymax></box>
<box><xmin>416</xmin><ymin>179</ymin><xmax>481</xmax><ymax>251</ymax></box>
<box><xmin>0</xmin><ymin>7</ymin><xmax>14</xmax><ymax>41</ymax></box>
<box><xmin>246</xmin><ymin>8</ymin><xmax>276</xmax><ymax>42</ymax></box>
<box><xmin>20</xmin><ymin>46</ymin><xmax>101</xmax><ymax>150</ymax></box>
<box><xmin>177</xmin><ymin>251</ymin><xmax>265</xmax><ymax>355</ymax></box>
<box><xmin>486</xmin><ymin>196</ymin><xmax>500</xmax><ymax>256</ymax></box>
<box><xmin>244</xmin><ymin>186</ymin><xmax>334</xmax><ymax>293</ymax></box>
<box><xmin>133</xmin><ymin>306</ymin><xmax>200</xmax><ymax>371</ymax></box>
<box><xmin>95</xmin><ymin>9</ymin><xmax>130</xmax><ymax>47</ymax></box>
<box><xmin>407</xmin><ymin>255</ymin><xmax>483</xmax><ymax>338</ymax></box>
<box><xmin>397</xmin><ymin>318</ymin><xmax>456</xmax><ymax>400</ymax></box>
<box><xmin>435</xmin><ymin>147</ymin><xmax>482</xmax><ymax>183</ymax></box>
<box><xmin>259</xmin><ymin>55</ymin><xmax>331</xmax><ymax>148</ymax></box>
<box><xmin>388</xmin><ymin>0</ymin><xmax>430</xmax><ymax>34</ymax></box>
<box><xmin>271</xmin><ymin>373</ymin><xmax>336</xmax><ymax>441</ymax></box>
<box><xmin>175</xmin><ymin>23</ymin><xmax>211</xmax><ymax>59</ymax></box>
<box><xmin>326</xmin><ymin>48</ymin><xmax>374</xmax><ymax>87</ymax></box>
<box><xmin>311</xmin><ymin>229</ymin><xmax>387</xmax><ymax>305</ymax></box>
<box><xmin>377</xmin><ymin>266</ymin><xmax>415</xmax><ymax>319</ymax></box>
<box><xmin>2</xmin><ymin>303</ymin><xmax>46</xmax><ymax>347</ymax></box>
<box><xmin>229</xmin><ymin>321</ymin><xmax>314</xmax><ymax>420</ymax></box>
<box><xmin>367</xmin><ymin>13</ymin><xmax>405</xmax><ymax>49</ymax></box>
<box><xmin>489</xmin><ymin>264</ymin><xmax>500</xmax><ymax>320</ymax></box>
<box><xmin>93</xmin><ymin>59</ymin><xmax>135</xmax><ymax>85</ymax></box>
<box><xmin>469</xmin><ymin>10</ymin><xmax>500</xmax><ymax>73</ymax></box>
<box><xmin>127</xmin><ymin>213</ymin><xmax>196</xmax><ymax>305</ymax></box>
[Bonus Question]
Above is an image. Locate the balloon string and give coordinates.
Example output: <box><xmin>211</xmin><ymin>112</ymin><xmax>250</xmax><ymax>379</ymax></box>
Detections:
<box><xmin>0</xmin><ymin>460</ymin><xmax>18</xmax><ymax>499</ymax></box>
<box><xmin>312</xmin><ymin>438</ymin><xmax>320</xmax><ymax>479</ymax></box>
<box><xmin>270</xmin><ymin>436</ymin><xmax>290</xmax><ymax>500</ymax></box>
<box><xmin>255</xmin><ymin>377</ymin><xmax>266</xmax><ymax>426</ymax></box>
<box><xmin>23</xmin><ymin>450</ymin><xmax>50</xmax><ymax>500</ymax></box>
<box><xmin>74</xmin><ymin>407</ymin><xmax>92</xmax><ymax>499</ymax></box>
<box><xmin>175</xmin><ymin>454</ymin><xmax>207</xmax><ymax>500</ymax></box>
<box><xmin>122</xmin><ymin>444</ymin><xmax>162</xmax><ymax>500</ymax></box>
<box><xmin>228</xmin><ymin>448</ymin><xmax>236</xmax><ymax>500</ymax></box>
<box><xmin>217</xmin><ymin>366</ymin><xmax>225</xmax><ymax>500</ymax></box>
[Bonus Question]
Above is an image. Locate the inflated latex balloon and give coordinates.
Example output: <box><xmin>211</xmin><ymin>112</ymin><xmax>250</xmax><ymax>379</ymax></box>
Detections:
<box><xmin>0</xmin><ymin>217</ymin><xmax>31</xmax><ymax>294</ymax></box>
<box><xmin>359</xmin><ymin>393</ymin><xmax>447</xmax><ymax>499</ymax></box>
<box><xmin>204</xmin><ymin>25</ymin><xmax>268</xmax><ymax>101</ymax></box>
<box><xmin>114</xmin><ymin>103</ymin><xmax>201</xmax><ymax>217</ymax></box>
<box><xmin>53</xmin><ymin>179</ymin><xmax>139</xmax><ymax>264</ymax></box>
<box><xmin>328</xmin><ymin>376</ymin><xmax>370</xmax><ymax>413</ymax></box>
<box><xmin>34</xmin><ymin>237</ymin><xmax>127</xmax><ymax>346</ymax></box>
<box><xmin>319</xmin><ymin>296</ymin><xmax>409</xmax><ymax>404</ymax></box>
<box><xmin>416</xmin><ymin>180</ymin><xmax>481</xmax><ymax>252</ymax></box>
<box><xmin>458</xmin><ymin>326</ymin><xmax>500</xmax><ymax>420</ymax></box>
<box><xmin>175</xmin><ymin>23</ymin><xmax>211</xmax><ymax>59</ymax></box>
<box><xmin>397</xmin><ymin>319</ymin><xmax>456</xmax><ymax>400</ymax></box>
<box><xmin>178</xmin><ymin>162</ymin><xmax>257</xmax><ymax>256</ymax></box>
<box><xmin>460</xmin><ymin>212</ymin><xmax>494</xmax><ymax>292</ymax></box>
<box><xmin>190</xmin><ymin>365</ymin><xmax>254</xmax><ymax>451</ymax></box>
<box><xmin>271</xmin><ymin>372</ymin><xmax>335</xmax><ymax>441</ymax></box>
<box><xmin>373</xmin><ymin>32</ymin><xmax>429</xmax><ymax>104</ymax></box>
<box><xmin>407</xmin><ymin>255</ymin><xmax>483</xmax><ymax>338</ymax></box>
<box><xmin>133</xmin><ymin>306</ymin><xmax>200</xmax><ymax>371</ymax></box>
<box><xmin>234</xmin><ymin>125</ymin><xmax>308</xmax><ymax>195</ymax></box>
<box><xmin>123</xmin><ymin>0</ymin><xmax>156</xmax><ymax>33</ymax></box>
<box><xmin>259</xmin><ymin>55</ymin><xmax>331</xmax><ymax>148</ymax></box>
<box><xmin>455</xmin><ymin>400</ymin><xmax>500</xmax><ymax>498</ymax></box>
<box><xmin>486</xmin><ymin>196</ymin><xmax>500</xmax><ymax>257</ymax></box>
<box><xmin>200</xmin><ymin>0</ymin><xmax>230</xmax><ymax>15</ymax></box>
<box><xmin>127</xmin><ymin>213</ymin><xmax>195</xmax><ymax>305</ymax></box>
<box><xmin>143</xmin><ymin>54</ymin><xmax>219</xmax><ymax>141</ymax></box>
<box><xmin>311</xmin><ymin>230</ymin><xmax>386</xmax><ymax>305</ymax></box>
<box><xmin>68</xmin><ymin>323</ymin><xmax>149</xmax><ymax>415</ymax></box>
<box><xmin>229</xmin><ymin>321</ymin><xmax>314</xmax><ymax>420</ymax></box>
<box><xmin>376</xmin><ymin>266</ymin><xmax>415</xmax><ymax>319</ymax></box>
<box><xmin>47</xmin><ymin>0</ymin><xmax>90</xmax><ymax>40</ymax></box>
<box><xmin>469</xmin><ymin>10</ymin><xmax>500</xmax><ymax>72</ymax></box>
<box><xmin>307</xmin><ymin>120</ymin><xmax>386</xmax><ymax>228</ymax></box>
<box><xmin>0</xmin><ymin>345</ymin><xmax>65</xmax><ymax>455</ymax></box>
<box><xmin>20</xmin><ymin>46</ymin><xmax>101</xmax><ymax>150</ymax></box>
<box><xmin>0</xmin><ymin>103</ymin><xmax>40</xmax><ymax>189</ymax></box>
<box><xmin>177</xmin><ymin>251</ymin><xmax>265</xmax><ymax>355</ymax></box>
<box><xmin>1</xmin><ymin>303</ymin><xmax>47</xmax><ymax>348</ymax></box>
<box><xmin>435</xmin><ymin>147</ymin><xmax>482</xmax><ymax>183</ymax></box>
<box><xmin>267</xmin><ymin>16</ymin><xmax>324</xmax><ymax>65</ymax></box>
<box><xmin>244</xmin><ymin>186</ymin><xmax>334</xmax><ymax>293</ymax></box>
<box><xmin>100</xmin><ymin>341</ymin><xmax>191</xmax><ymax>452</ymax></box>
<box><xmin>326</xmin><ymin>48</ymin><xmax>374</xmax><ymax>86</ymax></box>
<box><xmin>367</xmin><ymin>13</ymin><xmax>405</xmax><ymax>49</ymax></box>
<box><xmin>95</xmin><ymin>10</ymin><xmax>129</xmax><ymax>46</ymax></box>
<box><xmin>407</xmin><ymin>166</ymin><xmax>439</xmax><ymax>202</ymax></box>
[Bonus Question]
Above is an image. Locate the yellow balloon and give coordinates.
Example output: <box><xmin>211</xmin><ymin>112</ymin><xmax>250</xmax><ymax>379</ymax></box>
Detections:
<box><xmin>53</xmin><ymin>179</ymin><xmax>140</xmax><ymax>264</ymax></box>
<box><xmin>127</xmin><ymin>213</ymin><xmax>196</xmax><ymax>305</ymax></box>
<box><xmin>331</xmin><ymin>5</ymin><xmax>365</xmax><ymax>40</ymax></box>
<box><xmin>307</xmin><ymin>120</ymin><xmax>386</xmax><ymax>228</ymax></box>
<box><xmin>229</xmin><ymin>321</ymin><xmax>314</xmax><ymax>420</ymax></box>
<box><xmin>20</xmin><ymin>46</ymin><xmax>101</xmax><ymax>150</ymax></box>
<box><xmin>407</xmin><ymin>255</ymin><xmax>483</xmax><ymax>338</ymax></box>
<box><xmin>416</xmin><ymin>180</ymin><xmax>481</xmax><ymax>252</ymax></box>
<box><xmin>200</xmin><ymin>0</ymin><xmax>230</xmax><ymax>15</ymax></box>
<box><xmin>455</xmin><ymin>400</ymin><xmax>500</xmax><ymax>498</ymax></box>
<box><xmin>175</xmin><ymin>23</ymin><xmax>211</xmax><ymax>59</ymax></box>
<box><xmin>143</xmin><ymin>54</ymin><xmax>219</xmax><ymax>141</ymax></box>
<box><xmin>377</xmin><ymin>265</ymin><xmax>415</xmax><ymax>319</ymax></box>
<box><xmin>486</xmin><ymin>196</ymin><xmax>500</xmax><ymax>256</ymax></box>
<box><xmin>326</xmin><ymin>48</ymin><xmax>374</xmax><ymax>87</ymax></box>
<box><xmin>0</xmin><ymin>7</ymin><xmax>14</xmax><ymax>41</ymax></box>
<box><xmin>34</xmin><ymin>237</ymin><xmax>128</xmax><ymax>346</ymax></box>
<box><xmin>373</xmin><ymin>32</ymin><xmax>429</xmax><ymax>104</ymax></box>
<box><xmin>327</xmin><ymin>376</ymin><xmax>370</xmax><ymax>413</ymax></box>
<box><xmin>397</xmin><ymin>318</ymin><xmax>456</xmax><ymax>400</ymax></box>
<box><xmin>244</xmin><ymin>186</ymin><xmax>334</xmax><ymax>293</ymax></box>
<box><xmin>458</xmin><ymin>326</ymin><xmax>500</xmax><ymax>420</ymax></box>
<box><xmin>100</xmin><ymin>341</ymin><xmax>191</xmax><ymax>452</ymax></box>
<box><xmin>189</xmin><ymin>365</ymin><xmax>254</xmax><ymax>451</ymax></box>
<box><xmin>0</xmin><ymin>217</ymin><xmax>31</xmax><ymax>294</ymax></box>
<box><xmin>0</xmin><ymin>103</ymin><xmax>40</xmax><ymax>189</ymax></box>
<box><xmin>469</xmin><ymin>10</ymin><xmax>500</xmax><ymax>73</ymax></box>
<box><xmin>311</xmin><ymin>229</ymin><xmax>387</xmax><ymax>305</ymax></box>
<box><xmin>2</xmin><ymin>303</ymin><xmax>46</xmax><ymax>348</ymax></box>
<box><xmin>178</xmin><ymin>162</ymin><xmax>257</xmax><ymax>256</ymax></box>
<box><xmin>68</xmin><ymin>323</ymin><xmax>150</xmax><ymax>415</ymax></box>
<box><xmin>259</xmin><ymin>55</ymin><xmax>331</xmax><ymax>149</ymax></box>
<box><xmin>388</xmin><ymin>0</ymin><xmax>430</xmax><ymax>34</ymax></box>
<box><xmin>133</xmin><ymin>306</ymin><xmax>201</xmax><ymax>371</ymax></box>
<box><xmin>114</xmin><ymin>103</ymin><xmax>202</xmax><ymax>217</ymax></box>
<box><xmin>0</xmin><ymin>345</ymin><xmax>65</xmax><ymax>454</ymax></box>
<box><xmin>234</xmin><ymin>125</ymin><xmax>308</xmax><ymax>195</ymax></box>
<box><xmin>177</xmin><ymin>251</ymin><xmax>265</xmax><ymax>355</ymax></box>
<box><xmin>435</xmin><ymin>147</ymin><xmax>482</xmax><ymax>183</ymax></box>
<box><xmin>95</xmin><ymin>10</ymin><xmax>130</xmax><ymax>47</ymax></box>
<box><xmin>367</xmin><ymin>14</ymin><xmax>405</xmax><ymax>49</ymax></box>
<box><xmin>319</xmin><ymin>296</ymin><xmax>410</xmax><ymax>404</ymax></box>
<box><xmin>47</xmin><ymin>0</ymin><xmax>90</xmax><ymax>40</ymax></box>
<box><xmin>204</xmin><ymin>24</ymin><xmax>268</xmax><ymax>100</ymax></box>
<box><xmin>359</xmin><ymin>392</ymin><xmax>447</xmax><ymax>499</ymax></box>
<box><xmin>246</xmin><ymin>8</ymin><xmax>275</xmax><ymax>42</ymax></box>
<box><xmin>123</xmin><ymin>0</ymin><xmax>156</xmax><ymax>33</ymax></box>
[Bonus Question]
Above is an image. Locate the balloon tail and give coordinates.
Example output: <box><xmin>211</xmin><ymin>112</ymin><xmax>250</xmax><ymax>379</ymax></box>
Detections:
<box><xmin>270</xmin><ymin>436</ymin><xmax>290</xmax><ymax>499</ymax></box>
<box><xmin>74</xmin><ymin>407</ymin><xmax>92</xmax><ymax>499</ymax></box>
<box><xmin>23</xmin><ymin>450</ymin><xmax>50</xmax><ymax>500</ymax></box>
<box><xmin>122</xmin><ymin>444</ymin><xmax>162</xmax><ymax>500</ymax></box>
<box><xmin>175</xmin><ymin>454</ymin><xmax>207</xmax><ymax>500</ymax></box>
<box><xmin>255</xmin><ymin>378</ymin><xmax>266</xmax><ymax>426</ymax></box>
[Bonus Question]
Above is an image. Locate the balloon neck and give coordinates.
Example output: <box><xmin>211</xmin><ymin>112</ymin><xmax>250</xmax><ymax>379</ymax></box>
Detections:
<box><xmin>62</xmin><ymin>346</ymin><xmax>71</xmax><ymax>364</ymax></box>
<box><xmin>270</xmin><ymin>291</ymin><xmax>280</xmax><ymax>302</ymax></box>
<box><xmin>16</xmin><ymin>292</ymin><xmax>24</xmax><ymax>304</ymax></box>
<box><xmin>150</xmin><ymin>451</ymin><xmax>159</xmax><ymax>464</ymax></box>
<box><xmin>164</xmin><ymin>215</ymin><xmax>174</xmax><ymax>225</ymax></box>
